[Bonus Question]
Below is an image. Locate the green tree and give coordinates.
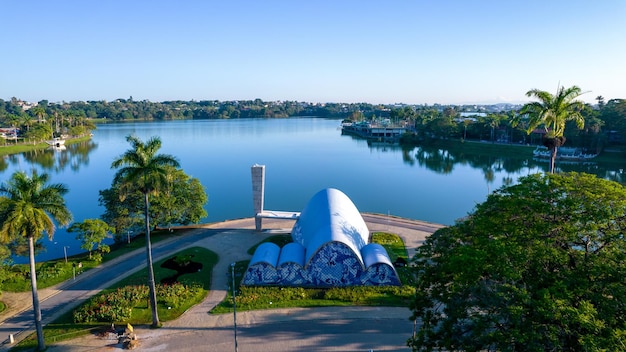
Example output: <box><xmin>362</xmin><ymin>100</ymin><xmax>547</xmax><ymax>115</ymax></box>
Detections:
<box><xmin>0</xmin><ymin>171</ymin><xmax>72</xmax><ymax>351</ymax></box>
<box><xmin>150</xmin><ymin>167</ymin><xmax>208</xmax><ymax>229</ymax></box>
<box><xmin>515</xmin><ymin>85</ymin><xmax>586</xmax><ymax>173</ymax></box>
<box><xmin>98</xmin><ymin>183</ymin><xmax>142</xmax><ymax>241</ymax></box>
<box><xmin>24</xmin><ymin>123</ymin><xmax>52</xmax><ymax>144</ymax></box>
<box><xmin>30</xmin><ymin>105</ymin><xmax>47</xmax><ymax>123</ymax></box>
<box><xmin>599</xmin><ymin>99</ymin><xmax>626</xmax><ymax>144</ymax></box>
<box><xmin>480</xmin><ymin>113</ymin><xmax>506</xmax><ymax>143</ymax></box>
<box><xmin>348</xmin><ymin>110</ymin><xmax>364</xmax><ymax>122</ymax></box>
<box><xmin>408</xmin><ymin>172</ymin><xmax>626</xmax><ymax>351</ymax></box>
<box><xmin>111</xmin><ymin>135</ymin><xmax>179</xmax><ymax>327</ymax></box>
<box><xmin>68</xmin><ymin>219</ymin><xmax>114</xmax><ymax>261</ymax></box>
<box><xmin>7</xmin><ymin>113</ymin><xmax>22</xmax><ymax>131</ymax></box>
<box><xmin>20</xmin><ymin>113</ymin><xmax>35</xmax><ymax>132</ymax></box>
<box><xmin>99</xmin><ymin>167</ymin><xmax>207</xmax><ymax>239</ymax></box>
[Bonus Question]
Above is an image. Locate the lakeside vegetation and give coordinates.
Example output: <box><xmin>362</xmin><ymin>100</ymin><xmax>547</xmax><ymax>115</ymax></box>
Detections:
<box><xmin>1</xmin><ymin>87</ymin><xmax>626</xmax><ymax>350</ymax></box>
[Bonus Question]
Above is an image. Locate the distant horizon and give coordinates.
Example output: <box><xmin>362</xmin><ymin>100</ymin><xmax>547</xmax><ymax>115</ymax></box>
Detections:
<box><xmin>1</xmin><ymin>96</ymin><xmax>570</xmax><ymax>108</ymax></box>
<box><xmin>3</xmin><ymin>1</ymin><xmax>624</xmax><ymax>106</ymax></box>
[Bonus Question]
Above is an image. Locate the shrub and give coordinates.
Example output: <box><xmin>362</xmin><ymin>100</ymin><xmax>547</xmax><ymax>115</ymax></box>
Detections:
<box><xmin>158</xmin><ymin>282</ymin><xmax>202</xmax><ymax>308</ymax></box>
<box><xmin>173</xmin><ymin>254</ymin><xmax>193</xmax><ymax>267</ymax></box>
<box><xmin>73</xmin><ymin>292</ymin><xmax>132</xmax><ymax>323</ymax></box>
<box><xmin>73</xmin><ymin>282</ymin><xmax>202</xmax><ymax>322</ymax></box>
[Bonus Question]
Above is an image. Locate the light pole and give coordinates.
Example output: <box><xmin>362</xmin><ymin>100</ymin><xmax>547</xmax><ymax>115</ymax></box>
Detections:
<box><xmin>63</xmin><ymin>246</ymin><xmax>69</xmax><ymax>263</ymax></box>
<box><xmin>231</xmin><ymin>262</ymin><xmax>238</xmax><ymax>352</ymax></box>
<box><xmin>127</xmin><ymin>230</ymin><xmax>132</xmax><ymax>244</ymax></box>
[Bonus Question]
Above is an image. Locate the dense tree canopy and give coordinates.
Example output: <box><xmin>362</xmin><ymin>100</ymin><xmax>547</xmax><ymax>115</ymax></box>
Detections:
<box><xmin>99</xmin><ymin>166</ymin><xmax>208</xmax><ymax>239</ymax></box>
<box><xmin>409</xmin><ymin>172</ymin><xmax>626</xmax><ymax>351</ymax></box>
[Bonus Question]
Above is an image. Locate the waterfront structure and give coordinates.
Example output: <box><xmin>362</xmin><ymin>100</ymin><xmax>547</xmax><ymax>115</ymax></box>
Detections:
<box><xmin>532</xmin><ymin>146</ymin><xmax>597</xmax><ymax>160</ymax></box>
<box><xmin>251</xmin><ymin>164</ymin><xmax>300</xmax><ymax>231</ymax></box>
<box><xmin>243</xmin><ymin>188</ymin><xmax>401</xmax><ymax>287</ymax></box>
<box><xmin>341</xmin><ymin>121</ymin><xmax>407</xmax><ymax>141</ymax></box>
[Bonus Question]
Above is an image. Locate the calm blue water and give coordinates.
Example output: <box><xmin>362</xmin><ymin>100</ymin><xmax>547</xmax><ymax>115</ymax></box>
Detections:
<box><xmin>1</xmin><ymin>118</ymin><xmax>623</xmax><ymax>262</ymax></box>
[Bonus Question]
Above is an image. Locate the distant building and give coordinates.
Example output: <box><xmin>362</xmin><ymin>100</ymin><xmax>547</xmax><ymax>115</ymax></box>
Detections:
<box><xmin>459</xmin><ymin>112</ymin><xmax>487</xmax><ymax>118</ymax></box>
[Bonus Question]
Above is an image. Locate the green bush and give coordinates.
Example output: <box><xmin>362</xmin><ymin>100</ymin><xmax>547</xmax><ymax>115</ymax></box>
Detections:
<box><xmin>235</xmin><ymin>286</ymin><xmax>324</xmax><ymax>307</ymax></box>
<box><xmin>158</xmin><ymin>283</ymin><xmax>203</xmax><ymax>309</ymax></box>
<box><xmin>73</xmin><ymin>286</ymin><xmax>146</xmax><ymax>323</ymax></box>
<box><xmin>73</xmin><ymin>282</ymin><xmax>204</xmax><ymax>323</ymax></box>
<box><xmin>173</xmin><ymin>254</ymin><xmax>193</xmax><ymax>266</ymax></box>
<box><xmin>371</xmin><ymin>232</ymin><xmax>407</xmax><ymax>263</ymax></box>
<box><xmin>35</xmin><ymin>262</ymin><xmax>68</xmax><ymax>281</ymax></box>
<box><xmin>90</xmin><ymin>252</ymin><xmax>103</xmax><ymax>263</ymax></box>
<box><xmin>324</xmin><ymin>285</ymin><xmax>415</xmax><ymax>305</ymax></box>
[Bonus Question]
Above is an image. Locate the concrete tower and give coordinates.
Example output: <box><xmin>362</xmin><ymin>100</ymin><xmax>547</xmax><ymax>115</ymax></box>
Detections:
<box><xmin>251</xmin><ymin>164</ymin><xmax>265</xmax><ymax>231</ymax></box>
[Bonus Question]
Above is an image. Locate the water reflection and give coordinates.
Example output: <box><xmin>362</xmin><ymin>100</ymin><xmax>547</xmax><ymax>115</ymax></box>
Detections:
<box><xmin>15</xmin><ymin>140</ymin><xmax>97</xmax><ymax>173</ymax></box>
<box><xmin>0</xmin><ymin>156</ymin><xmax>7</xmax><ymax>173</ymax></box>
<box><xmin>412</xmin><ymin>147</ymin><xmax>456</xmax><ymax>174</ymax></box>
<box><xmin>370</xmin><ymin>141</ymin><xmax>624</xmax><ymax>185</ymax></box>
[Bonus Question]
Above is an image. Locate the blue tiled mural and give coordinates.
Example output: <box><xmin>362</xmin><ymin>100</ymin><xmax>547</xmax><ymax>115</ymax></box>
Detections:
<box><xmin>242</xmin><ymin>188</ymin><xmax>401</xmax><ymax>287</ymax></box>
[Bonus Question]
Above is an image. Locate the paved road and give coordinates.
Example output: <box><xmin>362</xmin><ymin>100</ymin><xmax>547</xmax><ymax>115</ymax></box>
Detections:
<box><xmin>138</xmin><ymin>308</ymin><xmax>416</xmax><ymax>352</ymax></box>
<box><xmin>0</xmin><ymin>215</ymin><xmax>443</xmax><ymax>351</ymax></box>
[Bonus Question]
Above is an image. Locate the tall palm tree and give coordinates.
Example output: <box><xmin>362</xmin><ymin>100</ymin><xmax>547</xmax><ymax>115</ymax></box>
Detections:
<box><xmin>30</xmin><ymin>105</ymin><xmax>47</xmax><ymax>123</ymax></box>
<box><xmin>111</xmin><ymin>135</ymin><xmax>179</xmax><ymax>327</ymax></box>
<box><xmin>516</xmin><ymin>85</ymin><xmax>585</xmax><ymax>173</ymax></box>
<box><xmin>0</xmin><ymin>171</ymin><xmax>72</xmax><ymax>351</ymax></box>
<box><xmin>481</xmin><ymin>113</ymin><xmax>504</xmax><ymax>143</ymax></box>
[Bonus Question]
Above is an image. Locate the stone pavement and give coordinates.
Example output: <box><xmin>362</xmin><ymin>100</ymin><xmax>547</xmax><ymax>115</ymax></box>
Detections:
<box><xmin>3</xmin><ymin>215</ymin><xmax>443</xmax><ymax>351</ymax></box>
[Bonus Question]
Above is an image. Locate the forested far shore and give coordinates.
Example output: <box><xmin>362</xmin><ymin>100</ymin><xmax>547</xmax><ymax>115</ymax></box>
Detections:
<box><xmin>1</xmin><ymin>97</ymin><xmax>625</xmax><ymax>155</ymax></box>
<box><xmin>1</xmin><ymin>98</ymin><xmax>399</xmax><ymax>121</ymax></box>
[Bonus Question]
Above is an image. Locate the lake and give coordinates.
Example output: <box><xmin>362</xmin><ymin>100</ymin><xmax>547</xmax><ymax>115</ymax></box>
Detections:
<box><xmin>1</xmin><ymin>117</ymin><xmax>623</xmax><ymax>262</ymax></box>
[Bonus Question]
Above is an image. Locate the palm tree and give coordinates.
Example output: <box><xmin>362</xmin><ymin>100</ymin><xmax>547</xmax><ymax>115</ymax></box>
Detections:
<box><xmin>481</xmin><ymin>113</ymin><xmax>504</xmax><ymax>143</ymax></box>
<box><xmin>0</xmin><ymin>171</ymin><xmax>72</xmax><ymax>351</ymax></box>
<box><xmin>516</xmin><ymin>85</ymin><xmax>585</xmax><ymax>173</ymax></box>
<box><xmin>30</xmin><ymin>105</ymin><xmax>47</xmax><ymax>123</ymax></box>
<box><xmin>111</xmin><ymin>135</ymin><xmax>179</xmax><ymax>327</ymax></box>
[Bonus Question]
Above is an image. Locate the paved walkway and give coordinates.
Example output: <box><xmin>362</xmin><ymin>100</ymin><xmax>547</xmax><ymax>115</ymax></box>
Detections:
<box><xmin>1</xmin><ymin>215</ymin><xmax>443</xmax><ymax>351</ymax></box>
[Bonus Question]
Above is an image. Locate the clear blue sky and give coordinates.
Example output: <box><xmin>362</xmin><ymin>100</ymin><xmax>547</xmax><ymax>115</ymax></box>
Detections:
<box><xmin>2</xmin><ymin>0</ymin><xmax>625</xmax><ymax>105</ymax></box>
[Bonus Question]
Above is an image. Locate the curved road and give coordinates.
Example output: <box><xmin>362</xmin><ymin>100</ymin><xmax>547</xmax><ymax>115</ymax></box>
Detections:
<box><xmin>0</xmin><ymin>215</ymin><xmax>443</xmax><ymax>351</ymax></box>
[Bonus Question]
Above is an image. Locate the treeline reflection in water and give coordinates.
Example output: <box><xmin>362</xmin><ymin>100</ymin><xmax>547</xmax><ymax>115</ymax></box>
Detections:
<box><xmin>2</xmin><ymin>118</ymin><xmax>624</xmax><ymax>262</ymax></box>
<box><xmin>1</xmin><ymin>140</ymin><xmax>97</xmax><ymax>174</ymax></box>
<box><xmin>366</xmin><ymin>139</ymin><xmax>624</xmax><ymax>185</ymax></box>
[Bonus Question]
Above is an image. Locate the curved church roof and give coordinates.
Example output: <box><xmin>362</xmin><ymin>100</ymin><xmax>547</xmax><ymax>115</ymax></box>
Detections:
<box><xmin>243</xmin><ymin>188</ymin><xmax>400</xmax><ymax>287</ymax></box>
<box><xmin>291</xmin><ymin>188</ymin><xmax>369</xmax><ymax>266</ymax></box>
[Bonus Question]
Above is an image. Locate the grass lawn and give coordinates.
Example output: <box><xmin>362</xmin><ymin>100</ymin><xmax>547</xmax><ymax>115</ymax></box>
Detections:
<box><xmin>13</xmin><ymin>246</ymin><xmax>218</xmax><ymax>350</ymax></box>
